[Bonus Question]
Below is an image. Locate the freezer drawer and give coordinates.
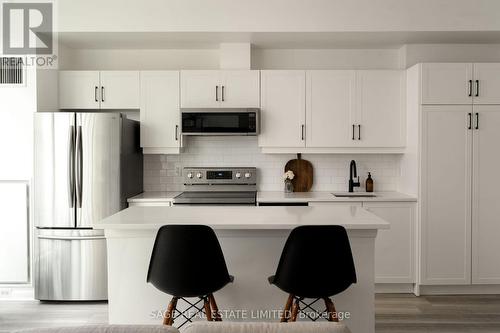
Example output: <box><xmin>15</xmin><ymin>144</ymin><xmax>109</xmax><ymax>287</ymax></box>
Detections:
<box><xmin>35</xmin><ymin>229</ymin><xmax>108</xmax><ymax>301</ymax></box>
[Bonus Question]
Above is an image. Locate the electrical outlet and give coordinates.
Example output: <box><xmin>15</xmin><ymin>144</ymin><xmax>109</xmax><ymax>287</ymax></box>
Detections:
<box><xmin>0</xmin><ymin>288</ymin><xmax>12</xmax><ymax>297</ymax></box>
<box><xmin>175</xmin><ymin>166</ymin><xmax>182</xmax><ymax>176</ymax></box>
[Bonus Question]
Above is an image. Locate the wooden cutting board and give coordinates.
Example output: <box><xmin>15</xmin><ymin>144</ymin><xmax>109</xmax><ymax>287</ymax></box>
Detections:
<box><xmin>284</xmin><ymin>153</ymin><xmax>313</xmax><ymax>192</ymax></box>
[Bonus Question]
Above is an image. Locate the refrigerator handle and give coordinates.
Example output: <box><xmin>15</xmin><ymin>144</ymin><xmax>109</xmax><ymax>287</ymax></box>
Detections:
<box><xmin>68</xmin><ymin>125</ymin><xmax>75</xmax><ymax>208</ymax></box>
<box><xmin>76</xmin><ymin>125</ymin><xmax>83</xmax><ymax>208</ymax></box>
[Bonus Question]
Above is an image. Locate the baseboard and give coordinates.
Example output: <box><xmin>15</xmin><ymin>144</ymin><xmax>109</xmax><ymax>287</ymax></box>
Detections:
<box><xmin>375</xmin><ymin>283</ymin><xmax>416</xmax><ymax>294</ymax></box>
<box><xmin>0</xmin><ymin>285</ymin><xmax>34</xmax><ymax>300</ymax></box>
<box><xmin>419</xmin><ymin>284</ymin><xmax>500</xmax><ymax>295</ymax></box>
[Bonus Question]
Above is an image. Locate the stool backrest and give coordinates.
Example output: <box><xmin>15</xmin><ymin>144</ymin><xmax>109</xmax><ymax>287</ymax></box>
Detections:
<box><xmin>147</xmin><ymin>225</ymin><xmax>231</xmax><ymax>297</ymax></box>
<box><xmin>273</xmin><ymin>225</ymin><xmax>357</xmax><ymax>298</ymax></box>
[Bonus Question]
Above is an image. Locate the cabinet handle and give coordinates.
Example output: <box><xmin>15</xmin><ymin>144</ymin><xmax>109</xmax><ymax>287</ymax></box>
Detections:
<box><xmin>352</xmin><ymin>124</ymin><xmax>355</xmax><ymax>140</ymax></box>
<box><xmin>475</xmin><ymin>113</ymin><xmax>479</xmax><ymax>130</ymax></box>
<box><xmin>101</xmin><ymin>86</ymin><xmax>105</xmax><ymax>102</ymax></box>
<box><xmin>215</xmin><ymin>86</ymin><xmax>219</xmax><ymax>102</ymax></box>
<box><xmin>358</xmin><ymin>124</ymin><xmax>361</xmax><ymax>140</ymax></box>
<box><xmin>175</xmin><ymin>125</ymin><xmax>179</xmax><ymax>141</ymax></box>
<box><xmin>95</xmin><ymin>86</ymin><xmax>98</xmax><ymax>102</ymax></box>
<box><xmin>475</xmin><ymin>80</ymin><xmax>479</xmax><ymax>97</ymax></box>
<box><xmin>468</xmin><ymin>80</ymin><xmax>473</xmax><ymax>97</ymax></box>
<box><xmin>301</xmin><ymin>124</ymin><xmax>305</xmax><ymax>140</ymax></box>
<box><xmin>221</xmin><ymin>85</ymin><xmax>225</xmax><ymax>102</ymax></box>
<box><xmin>468</xmin><ymin>113</ymin><xmax>472</xmax><ymax>130</ymax></box>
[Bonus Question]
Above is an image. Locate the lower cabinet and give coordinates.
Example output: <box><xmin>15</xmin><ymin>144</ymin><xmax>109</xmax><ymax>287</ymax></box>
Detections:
<box><xmin>363</xmin><ymin>202</ymin><xmax>416</xmax><ymax>284</ymax></box>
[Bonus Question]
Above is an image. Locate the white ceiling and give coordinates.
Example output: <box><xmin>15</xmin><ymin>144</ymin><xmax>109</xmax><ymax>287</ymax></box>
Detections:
<box><xmin>57</xmin><ymin>31</ymin><xmax>500</xmax><ymax>50</ymax></box>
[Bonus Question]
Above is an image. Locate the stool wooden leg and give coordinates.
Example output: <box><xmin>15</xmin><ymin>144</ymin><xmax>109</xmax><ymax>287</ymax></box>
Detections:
<box><xmin>281</xmin><ymin>294</ymin><xmax>294</xmax><ymax>322</ymax></box>
<box><xmin>204</xmin><ymin>296</ymin><xmax>213</xmax><ymax>321</ymax></box>
<box><xmin>323</xmin><ymin>297</ymin><xmax>339</xmax><ymax>322</ymax></box>
<box><xmin>208</xmin><ymin>294</ymin><xmax>222</xmax><ymax>321</ymax></box>
<box><xmin>290</xmin><ymin>298</ymin><xmax>300</xmax><ymax>322</ymax></box>
<box><xmin>163</xmin><ymin>296</ymin><xmax>178</xmax><ymax>325</ymax></box>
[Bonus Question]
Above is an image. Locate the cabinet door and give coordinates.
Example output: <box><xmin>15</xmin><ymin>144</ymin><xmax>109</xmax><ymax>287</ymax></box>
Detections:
<box><xmin>59</xmin><ymin>71</ymin><xmax>100</xmax><ymax>109</ymax></box>
<box><xmin>180</xmin><ymin>71</ymin><xmax>221</xmax><ymax>108</ymax></box>
<box><xmin>420</xmin><ymin>105</ymin><xmax>472</xmax><ymax>285</ymax></box>
<box><xmin>100</xmin><ymin>71</ymin><xmax>140</xmax><ymax>109</ymax></box>
<box><xmin>473</xmin><ymin>64</ymin><xmax>500</xmax><ymax>104</ymax></box>
<box><xmin>221</xmin><ymin>71</ymin><xmax>260</xmax><ymax>107</ymax></box>
<box><xmin>472</xmin><ymin>106</ymin><xmax>500</xmax><ymax>284</ymax></box>
<box><xmin>140</xmin><ymin>71</ymin><xmax>180</xmax><ymax>152</ymax></box>
<box><xmin>259</xmin><ymin>71</ymin><xmax>306</xmax><ymax>148</ymax></box>
<box><xmin>306</xmin><ymin>70</ymin><xmax>355</xmax><ymax>147</ymax></box>
<box><xmin>355</xmin><ymin>70</ymin><xmax>405</xmax><ymax>147</ymax></box>
<box><xmin>421</xmin><ymin>63</ymin><xmax>473</xmax><ymax>105</ymax></box>
<box><xmin>364</xmin><ymin>202</ymin><xmax>415</xmax><ymax>283</ymax></box>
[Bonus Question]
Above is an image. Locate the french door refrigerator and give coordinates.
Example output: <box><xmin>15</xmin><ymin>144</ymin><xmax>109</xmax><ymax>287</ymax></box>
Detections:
<box><xmin>34</xmin><ymin>112</ymin><xmax>143</xmax><ymax>301</ymax></box>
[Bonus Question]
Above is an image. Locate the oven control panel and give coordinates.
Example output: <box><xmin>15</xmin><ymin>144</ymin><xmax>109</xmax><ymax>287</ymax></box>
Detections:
<box><xmin>184</xmin><ymin>167</ymin><xmax>257</xmax><ymax>185</ymax></box>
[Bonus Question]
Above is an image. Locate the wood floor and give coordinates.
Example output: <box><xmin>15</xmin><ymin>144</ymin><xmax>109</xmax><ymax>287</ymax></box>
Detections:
<box><xmin>1</xmin><ymin>294</ymin><xmax>500</xmax><ymax>332</ymax></box>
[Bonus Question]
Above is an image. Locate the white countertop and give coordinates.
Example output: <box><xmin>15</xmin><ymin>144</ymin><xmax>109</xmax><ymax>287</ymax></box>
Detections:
<box><xmin>98</xmin><ymin>205</ymin><xmax>389</xmax><ymax>230</ymax></box>
<box><xmin>127</xmin><ymin>191</ymin><xmax>180</xmax><ymax>203</ymax></box>
<box><xmin>257</xmin><ymin>191</ymin><xmax>417</xmax><ymax>203</ymax></box>
<box><xmin>128</xmin><ymin>191</ymin><xmax>416</xmax><ymax>204</ymax></box>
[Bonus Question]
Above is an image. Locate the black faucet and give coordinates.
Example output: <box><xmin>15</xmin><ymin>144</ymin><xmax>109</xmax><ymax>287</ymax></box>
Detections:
<box><xmin>349</xmin><ymin>160</ymin><xmax>360</xmax><ymax>193</ymax></box>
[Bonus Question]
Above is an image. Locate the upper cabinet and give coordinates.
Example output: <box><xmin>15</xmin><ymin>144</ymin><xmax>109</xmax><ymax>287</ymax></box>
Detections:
<box><xmin>259</xmin><ymin>70</ymin><xmax>306</xmax><ymax>148</ymax></box>
<box><xmin>421</xmin><ymin>63</ymin><xmax>500</xmax><ymax>105</ymax></box>
<box><xmin>58</xmin><ymin>71</ymin><xmax>140</xmax><ymax>110</ymax></box>
<box><xmin>260</xmin><ymin>69</ymin><xmax>405</xmax><ymax>151</ymax></box>
<box><xmin>180</xmin><ymin>70</ymin><xmax>259</xmax><ymax>108</ymax></box>
<box><xmin>140</xmin><ymin>71</ymin><xmax>181</xmax><ymax>154</ymax></box>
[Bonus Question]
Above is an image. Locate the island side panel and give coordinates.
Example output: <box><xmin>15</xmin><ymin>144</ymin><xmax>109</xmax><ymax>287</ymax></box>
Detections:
<box><xmin>105</xmin><ymin>228</ymin><xmax>377</xmax><ymax>333</ymax></box>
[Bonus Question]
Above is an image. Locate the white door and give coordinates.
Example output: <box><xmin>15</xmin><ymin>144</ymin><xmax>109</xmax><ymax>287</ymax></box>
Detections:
<box><xmin>99</xmin><ymin>71</ymin><xmax>140</xmax><ymax>109</ymax></box>
<box><xmin>421</xmin><ymin>63</ymin><xmax>473</xmax><ymax>105</ymax></box>
<box><xmin>472</xmin><ymin>106</ymin><xmax>500</xmax><ymax>284</ymax></box>
<box><xmin>59</xmin><ymin>71</ymin><xmax>100</xmax><ymax>109</ymax></box>
<box><xmin>140</xmin><ymin>71</ymin><xmax>180</xmax><ymax>153</ymax></box>
<box><xmin>420</xmin><ymin>105</ymin><xmax>472</xmax><ymax>285</ymax></box>
<box><xmin>472</xmin><ymin>64</ymin><xmax>500</xmax><ymax>104</ymax></box>
<box><xmin>354</xmin><ymin>70</ymin><xmax>405</xmax><ymax>147</ymax></box>
<box><xmin>259</xmin><ymin>71</ymin><xmax>306</xmax><ymax>148</ymax></box>
<box><xmin>180</xmin><ymin>71</ymin><xmax>221</xmax><ymax>108</ymax></box>
<box><xmin>220</xmin><ymin>71</ymin><xmax>260</xmax><ymax>107</ymax></box>
<box><xmin>305</xmin><ymin>70</ymin><xmax>355</xmax><ymax>147</ymax></box>
<box><xmin>364</xmin><ymin>202</ymin><xmax>415</xmax><ymax>283</ymax></box>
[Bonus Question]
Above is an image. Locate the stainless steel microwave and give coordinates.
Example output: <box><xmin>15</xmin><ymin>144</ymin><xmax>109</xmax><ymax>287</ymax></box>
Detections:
<box><xmin>181</xmin><ymin>108</ymin><xmax>259</xmax><ymax>136</ymax></box>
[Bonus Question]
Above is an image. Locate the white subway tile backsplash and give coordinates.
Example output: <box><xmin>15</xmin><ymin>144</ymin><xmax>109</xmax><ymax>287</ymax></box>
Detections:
<box><xmin>143</xmin><ymin>137</ymin><xmax>401</xmax><ymax>192</ymax></box>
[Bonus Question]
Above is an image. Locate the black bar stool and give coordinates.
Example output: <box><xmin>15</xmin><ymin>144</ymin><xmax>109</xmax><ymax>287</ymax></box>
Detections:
<box><xmin>147</xmin><ymin>225</ymin><xmax>233</xmax><ymax>328</ymax></box>
<box><xmin>268</xmin><ymin>225</ymin><xmax>357</xmax><ymax>322</ymax></box>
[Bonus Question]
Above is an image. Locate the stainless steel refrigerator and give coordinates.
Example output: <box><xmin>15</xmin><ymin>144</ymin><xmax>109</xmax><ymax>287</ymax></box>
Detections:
<box><xmin>33</xmin><ymin>112</ymin><xmax>143</xmax><ymax>301</ymax></box>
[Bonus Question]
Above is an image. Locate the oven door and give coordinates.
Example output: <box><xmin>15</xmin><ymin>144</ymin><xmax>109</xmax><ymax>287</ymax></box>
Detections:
<box><xmin>181</xmin><ymin>109</ymin><xmax>259</xmax><ymax>135</ymax></box>
<box><xmin>173</xmin><ymin>191</ymin><xmax>257</xmax><ymax>206</ymax></box>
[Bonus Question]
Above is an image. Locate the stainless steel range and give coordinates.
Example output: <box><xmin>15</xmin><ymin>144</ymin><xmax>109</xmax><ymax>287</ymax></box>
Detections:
<box><xmin>173</xmin><ymin>167</ymin><xmax>257</xmax><ymax>205</ymax></box>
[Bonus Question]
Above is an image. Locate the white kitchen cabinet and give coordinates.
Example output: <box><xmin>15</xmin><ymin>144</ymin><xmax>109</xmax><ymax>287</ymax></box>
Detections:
<box><xmin>472</xmin><ymin>64</ymin><xmax>500</xmax><ymax>104</ymax></box>
<box><xmin>58</xmin><ymin>71</ymin><xmax>140</xmax><ymax>110</ymax></box>
<box><xmin>421</xmin><ymin>63</ymin><xmax>473</xmax><ymax>105</ymax></box>
<box><xmin>420</xmin><ymin>105</ymin><xmax>472</xmax><ymax>285</ymax></box>
<box><xmin>354</xmin><ymin>70</ymin><xmax>405</xmax><ymax>147</ymax></box>
<box><xmin>364</xmin><ymin>202</ymin><xmax>415</xmax><ymax>283</ymax></box>
<box><xmin>140</xmin><ymin>71</ymin><xmax>180</xmax><ymax>154</ymax></box>
<box><xmin>259</xmin><ymin>71</ymin><xmax>306</xmax><ymax>148</ymax></box>
<box><xmin>472</xmin><ymin>106</ymin><xmax>500</xmax><ymax>284</ymax></box>
<box><xmin>180</xmin><ymin>70</ymin><xmax>259</xmax><ymax>108</ymax></box>
<box><xmin>59</xmin><ymin>71</ymin><xmax>100</xmax><ymax>109</ymax></box>
<box><xmin>305</xmin><ymin>70</ymin><xmax>356</xmax><ymax>147</ymax></box>
<box><xmin>100</xmin><ymin>71</ymin><xmax>140</xmax><ymax>109</ymax></box>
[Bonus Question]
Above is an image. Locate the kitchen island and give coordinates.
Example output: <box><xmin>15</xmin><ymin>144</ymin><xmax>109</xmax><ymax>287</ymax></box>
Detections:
<box><xmin>99</xmin><ymin>205</ymin><xmax>389</xmax><ymax>333</ymax></box>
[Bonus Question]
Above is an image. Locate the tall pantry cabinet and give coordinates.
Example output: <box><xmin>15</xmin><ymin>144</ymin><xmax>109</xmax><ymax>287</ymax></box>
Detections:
<box><xmin>408</xmin><ymin>63</ymin><xmax>500</xmax><ymax>287</ymax></box>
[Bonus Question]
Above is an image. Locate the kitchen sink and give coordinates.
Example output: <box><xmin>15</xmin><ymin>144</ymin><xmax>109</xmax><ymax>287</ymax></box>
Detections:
<box><xmin>332</xmin><ymin>192</ymin><xmax>377</xmax><ymax>198</ymax></box>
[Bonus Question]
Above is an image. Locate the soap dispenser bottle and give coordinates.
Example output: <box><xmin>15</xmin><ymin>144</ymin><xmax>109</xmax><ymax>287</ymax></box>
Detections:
<box><xmin>366</xmin><ymin>172</ymin><xmax>374</xmax><ymax>192</ymax></box>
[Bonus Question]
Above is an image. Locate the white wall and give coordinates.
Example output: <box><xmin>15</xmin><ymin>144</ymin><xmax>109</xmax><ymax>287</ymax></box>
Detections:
<box><xmin>402</xmin><ymin>44</ymin><xmax>500</xmax><ymax>67</ymax></box>
<box><xmin>57</xmin><ymin>0</ymin><xmax>500</xmax><ymax>33</ymax></box>
<box><xmin>144</xmin><ymin>137</ymin><xmax>401</xmax><ymax>192</ymax></box>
